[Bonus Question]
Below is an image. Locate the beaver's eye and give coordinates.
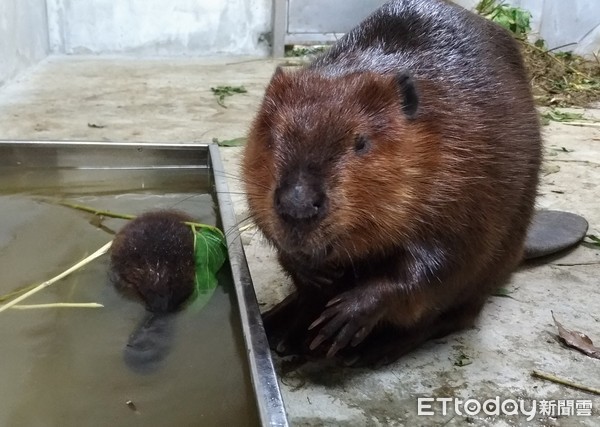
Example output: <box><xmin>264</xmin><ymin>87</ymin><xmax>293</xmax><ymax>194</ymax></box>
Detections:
<box><xmin>354</xmin><ymin>135</ymin><xmax>370</xmax><ymax>155</ymax></box>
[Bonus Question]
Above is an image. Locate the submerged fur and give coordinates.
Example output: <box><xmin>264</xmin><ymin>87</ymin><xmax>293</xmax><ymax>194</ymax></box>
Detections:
<box><xmin>110</xmin><ymin>210</ymin><xmax>195</xmax><ymax>313</ymax></box>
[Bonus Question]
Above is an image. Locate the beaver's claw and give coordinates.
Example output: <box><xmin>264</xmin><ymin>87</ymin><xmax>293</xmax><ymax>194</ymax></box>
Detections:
<box><xmin>308</xmin><ymin>291</ymin><xmax>382</xmax><ymax>357</ymax></box>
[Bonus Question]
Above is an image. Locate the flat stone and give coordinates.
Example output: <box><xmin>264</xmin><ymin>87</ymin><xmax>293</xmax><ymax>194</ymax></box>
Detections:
<box><xmin>524</xmin><ymin>210</ymin><xmax>589</xmax><ymax>259</ymax></box>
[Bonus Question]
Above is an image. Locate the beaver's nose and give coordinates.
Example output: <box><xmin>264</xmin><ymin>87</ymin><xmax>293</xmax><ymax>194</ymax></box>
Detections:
<box><xmin>275</xmin><ymin>172</ymin><xmax>327</xmax><ymax>223</ymax></box>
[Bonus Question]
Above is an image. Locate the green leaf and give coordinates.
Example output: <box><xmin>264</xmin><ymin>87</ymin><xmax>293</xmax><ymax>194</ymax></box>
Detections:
<box><xmin>191</xmin><ymin>226</ymin><xmax>227</xmax><ymax>309</ymax></box>
<box><xmin>476</xmin><ymin>0</ymin><xmax>497</xmax><ymax>15</ymax></box>
<box><xmin>494</xmin><ymin>14</ymin><xmax>513</xmax><ymax>31</ymax></box>
<box><xmin>454</xmin><ymin>353</ymin><xmax>473</xmax><ymax>367</ymax></box>
<box><xmin>514</xmin><ymin>11</ymin><xmax>531</xmax><ymax>34</ymax></box>
<box><xmin>477</xmin><ymin>1</ymin><xmax>531</xmax><ymax>38</ymax></box>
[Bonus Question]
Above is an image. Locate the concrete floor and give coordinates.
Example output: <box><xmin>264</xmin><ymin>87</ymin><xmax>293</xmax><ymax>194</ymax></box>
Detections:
<box><xmin>1</xmin><ymin>56</ymin><xmax>599</xmax><ymax>426</ymax></box>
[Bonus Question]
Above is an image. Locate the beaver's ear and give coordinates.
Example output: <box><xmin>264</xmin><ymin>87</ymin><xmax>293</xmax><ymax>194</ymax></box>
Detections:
<box><xmin>396</xmin><ymin>73</ymin><xmax>419</xmax><ymax>118</ymax></box>
<box><xmin>262</xmin><ymin>66</ymin><xmax>288</xmax><ymax>111</ymax></box>
<box><xmin>269</xmin><ymin>66</ymin><xmax>286</xmax><ymax>85</ymax></box>
<box><xmin>273</xmin><ymin>66</ymin><xmax>284</xmax><ymax>78</ymax></box>
<box><xmin>264</xmin><ymin>66</ymin><xmax>289</xmax><ymax>97</ymax></box>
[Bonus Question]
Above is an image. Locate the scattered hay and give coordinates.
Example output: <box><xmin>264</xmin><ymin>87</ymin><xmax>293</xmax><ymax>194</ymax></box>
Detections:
<box><xmin>477</xmin><ymin>0</ymin><xmax>600</xmax><ymax>107</ymax></box>
<box><xmin>522</xmin><ymin>41</ymin><xmax>600</xmax><ymax>107</ymax></box>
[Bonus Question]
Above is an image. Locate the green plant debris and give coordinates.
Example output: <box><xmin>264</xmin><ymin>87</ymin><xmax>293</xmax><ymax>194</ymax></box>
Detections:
<box><xmin>454</xmin><ymin>353</ymin><xmax>473</xmax><ymax>367</ymax></box>
<box><xmin>284</xmin><ymin>45</ymin><xmax>329</xmax><ymax>57</ymax></box>
<box><xmin>191</xmin><ymin>226</ymin><xmax>227</xmax><ymax>310</ymax></box>
<box><xmin>0</xmin><ymin>284</ymin><xmax>38</xmax><ymax>303</ymax></box>
<box><xmin>476</xmin><ymin>0</ymin><xmax>531</xmax><ymax>39</ymax></box>
<box><xmin>56</xmin><ymin>200</ymin><xmax>226</xmax><ymax>311</ymax></box>
<box><xmin>56</xmin><ymin>200</ymin><xmax>222</xmax><ymax>236</ymax></box>
<box><xmin>58</xmin><ymin>201</ymin><xmax>135</xmax><ymax>220</ymax></box>
<box><xmin>210</xmin><ymin>85</ymin><xmax>248</xmax><ymax>108</ymax></box>
<box><xmin>0</xmin><ymin>202</ymin><xmax>227</xmax><ymax>314</ymax></box>
<box><xmin>477</xmin><ymin>0</ymin><xmax>600</xmax><ymax>107</ymax></box>
<box><xmin>212</xmin><ymin>137</ymin><xmax>247</xmax><ymax>147</ymax></box>
<box><xmin>542</xmin><ymin>109</ymin><xmax>585</xmax><ymax>124</ymax></box>
<box><xmin>584</xmin><ymin>234</ymin><xmax>600</xmax><ymax>248</ymax></box>
<box><xmin>532</xmin><ymin>370</ymin><xmax>600</xmax><ymax>395</ymax></box>
<box><xmin>0</xmin><ymin>241</ymin><xmax>112</xmax><ymax>314</ymax></box>
<box><xmin>492</xmin><ymin>287</ymin><xmax>515</xmax><ymax>298</ymax></box>
<box><xmin>526</xmin><ymin>44</ymin><xmax>600</xmax><ymax>107</ymax></box>
<box><xmin>550</xmin><ymin>146</ymin><xmax>574</xmax><ymax>153</ymax></box>
<box><xmin>87</xmin><ymin>123</ymin><xmax>105</xmax><ymax>129</ymax></box>
<box><xmin>11</xmin><ymin>303</ymin><xmax>103</xmax><ymax>310</ymax></box>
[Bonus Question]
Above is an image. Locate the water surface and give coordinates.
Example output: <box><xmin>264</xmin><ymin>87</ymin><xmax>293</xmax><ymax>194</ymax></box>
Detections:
<box><xmin>0</xmin><ymin>176</ymin><xmax>259</xmax><ymax>426</ymax></box>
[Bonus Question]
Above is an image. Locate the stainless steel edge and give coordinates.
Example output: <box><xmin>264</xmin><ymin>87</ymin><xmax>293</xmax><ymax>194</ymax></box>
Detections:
<box><xmin>209</xmin><ymin>144</ymin><xmax>289</xmax><ymax>427</ymax></box>
<box><xmin>0</xmin><ymin>139</ymin><xmax>207</xmax><ymax>148</ymax></box>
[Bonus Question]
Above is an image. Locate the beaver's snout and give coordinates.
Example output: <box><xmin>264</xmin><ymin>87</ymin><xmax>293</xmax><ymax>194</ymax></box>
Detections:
<box><xmin>275</xmin><ymin>170</ymin><xmax>328</xmax><ymax>225</ymax></box>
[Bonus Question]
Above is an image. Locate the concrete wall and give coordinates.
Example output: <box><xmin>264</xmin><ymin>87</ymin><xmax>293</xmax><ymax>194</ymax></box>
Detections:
<box><xmin>0</xmin><ymin>0</ymin><xmax>49</xmax><ymax>87</ymax></box>
<box><xmin>0</xmin><ymin>0</ymin><xmax>597</xmax><ymax>80</ymax></box>
<box><xmin>46</xmin><ymin>0</ymin><xmax>272</xmax><ymax>56</ymax></box>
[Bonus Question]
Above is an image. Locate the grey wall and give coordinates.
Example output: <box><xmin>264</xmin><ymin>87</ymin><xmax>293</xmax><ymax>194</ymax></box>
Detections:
<box><xmin>515</xmin><ymin>0</ymin><xmax>600</xmax><ymax>56</ymax></box>
<box><xmin>46</xmin><ymin>0</ymin><xmax>272</xmax><ymax>56</ymax></box>
<box><xmin>1</xmin><ymin>0</ymin><xmax>598</xmax><ymax>86</ymax></box>
<box><xmin>0</xmin><ymin>0</ymin><xmax>49</xmax><ymax>87</ymax></box>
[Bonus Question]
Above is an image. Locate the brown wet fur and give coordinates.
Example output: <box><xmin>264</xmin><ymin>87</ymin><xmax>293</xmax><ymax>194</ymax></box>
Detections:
<box><xmin>110</xmin><ymin>210</ymin><xmax>195</xmax><ymax>313</ymax></box>
<box><xmin>243</xmin><ymin>0</ymin><xmax>541</xmax><ymax>365</ymax></box>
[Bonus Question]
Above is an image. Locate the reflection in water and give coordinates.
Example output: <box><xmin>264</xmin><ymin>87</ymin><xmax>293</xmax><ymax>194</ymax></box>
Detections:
<box><xmin>124</xmin><ymin>313</ymin><xmax>176</xmax><ymax>375</ymax></box>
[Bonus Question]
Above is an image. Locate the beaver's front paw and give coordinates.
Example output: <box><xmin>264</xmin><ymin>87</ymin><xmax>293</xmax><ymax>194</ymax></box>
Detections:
<box><xmin>262</xmin><ymin>293</ymin><xmax>303</xmax><ymax>355</ymax></box>
<box><xmin>308</xmin><ymin>291</ymin><xmax>383</xmax><ymax>357</ymax></box>
<box><xmin>263</xmin><ymin>292</ymin><xmax>328</xmax><ymax>356</ymax></box>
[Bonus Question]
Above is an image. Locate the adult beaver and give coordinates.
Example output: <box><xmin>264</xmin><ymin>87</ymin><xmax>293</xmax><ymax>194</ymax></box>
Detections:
<box><xmin>242</xmin><ymin>0</ymin><xmax>576</xmax><ymax>364</ymax></box>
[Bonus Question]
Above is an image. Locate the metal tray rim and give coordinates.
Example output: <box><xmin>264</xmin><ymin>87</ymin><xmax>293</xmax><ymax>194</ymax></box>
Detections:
<box><xmin>0</xmin><ymin>139</ymin><xmax>209</xmax><ymax>149</ymax></box>
<box><xmin>210</xmin><ymin>144</ymin><xmax>288</xmax><ymax>427</ymax></box>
